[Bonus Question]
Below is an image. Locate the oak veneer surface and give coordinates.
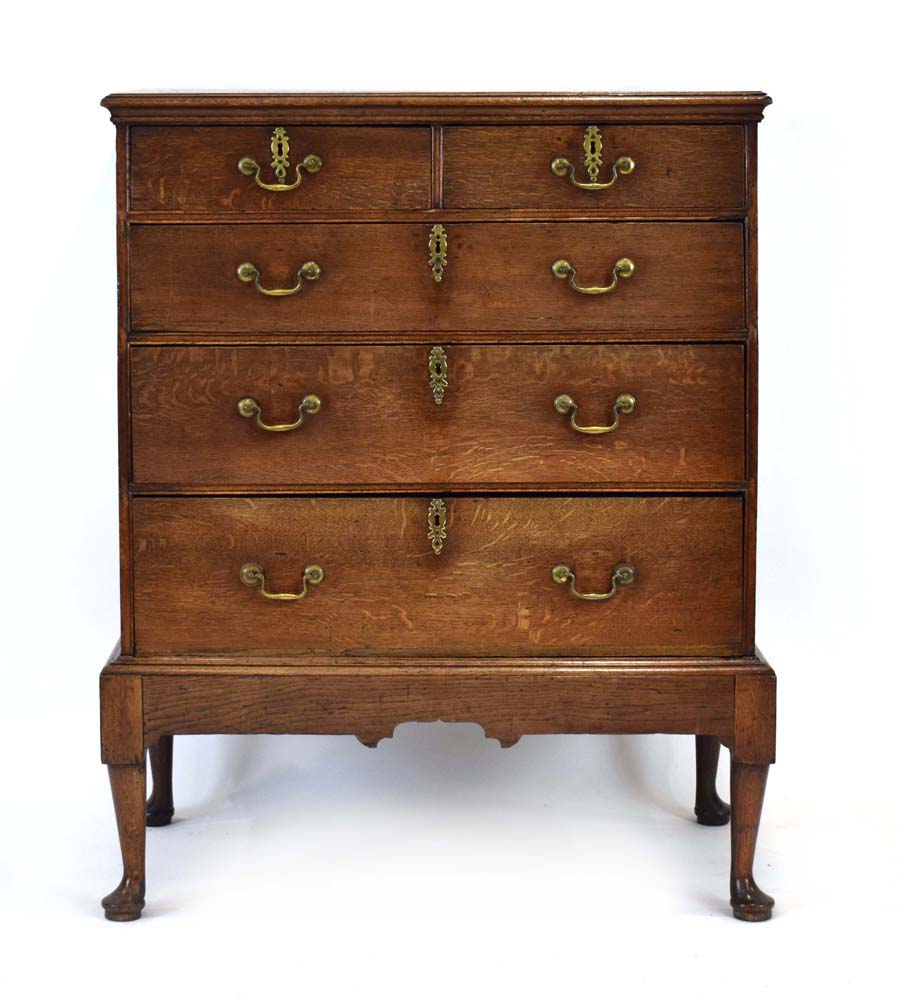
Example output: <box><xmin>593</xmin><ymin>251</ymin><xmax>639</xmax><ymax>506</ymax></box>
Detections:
<box><xmin>130</xmin><ymin>343</ymin><xmax>746</xmax><ymax>486</ymax></box>
<box><xmin>129</xmin><ymin>126</ymin><xmax>431</xmax><ymax>212</ymax></box>
<box><xmin>100</xmin><ymin>92</ymin><xmax>777</xmax><ymax>923</ymax></box>
<box><xmin>132</xmin><ymin>496</ymin><xmax>744</xmax><ymax>656</ymax></box>
<box><xmin>142</xmin><ymin>672</ymin><xmax>737</xmax><ymax>748</ymax></box>
<box><xmin>443</xmin><ymin>125</ymin><xmax>746</xmax><ymax>210</ymax></box>
<box><xmin>102</xmin><ymin>92</ymin><xmax>772</xmax><ymax>124</ymax></box>
<box><xmin>129</xmin><ymin>222</ymin><xmax>745</xmax><ymax>333</ymax></box>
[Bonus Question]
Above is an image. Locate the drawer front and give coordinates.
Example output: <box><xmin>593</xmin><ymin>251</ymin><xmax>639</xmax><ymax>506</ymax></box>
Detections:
<box><xmin>129</xmin><ymin>126</ymin><xmax>432</xmax><ymax>212</ymax></box>
<box><xmin>444</xmin><ymin>125</ymin><xmax>746</xmax><ymax>210</ymax></box>
<box><xmin>131</xmin><ymin>344</ymin><xmax>746</xmax><ymax>486</ymax></box>
<box><xmin>132</xmin><ymin>496</ymin><xmax>744</xmax><ymax>656</ymax></box>
<box><xmin>130</xmin><ymin>222</ymin><xmax>745</xmax><ymax>332</ymax></box>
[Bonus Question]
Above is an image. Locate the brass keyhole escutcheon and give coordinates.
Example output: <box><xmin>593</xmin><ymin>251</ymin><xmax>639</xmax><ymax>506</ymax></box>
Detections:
<box><xmin>428</xmin><ymin>224</ymin><xmax>448</xmax><ymax>282</ymax></box>
<box><xmin>428</xmin><ymin>346</ymin><xmax>448</xmax><ymax>405</ymax></box>
<box><xmin>237</xmin><ymin>126</ymin><xmax>322</xmax><ymax>192</ymax></box>
<box><xmin>550</xmin><ymin>125</ymin><xmax>635</xmax><ymax>190</ymax></box>
<box><xmin>427</xmin><ymin>498</ymin><xmax>447</xmax><ymax>555</ymax></box>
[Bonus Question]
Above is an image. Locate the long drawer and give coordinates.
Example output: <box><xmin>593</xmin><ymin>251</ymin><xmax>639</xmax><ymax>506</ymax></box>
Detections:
<box><xmin>130</xmin><ymin>344</ymin><xmax>746</xmax><ymax>486</ymax></box>
<box><xmin>443</xmin><ymin>125</ymin><xmax>746</xmax><ymax>210</ymax></box>
<box><xmin>129</xmin><ymin>222</ymin><xmax>745</xmax><ymax>333</ymax></box>
<box><xmin>132</xmin><ymin>496</ymin><xmax>744</xmax><ymax>656</ymax></box>
<box><xmin>129</xmin><ymin>126</ymin><xmax>432</xmax><ymax>212</ymax></box>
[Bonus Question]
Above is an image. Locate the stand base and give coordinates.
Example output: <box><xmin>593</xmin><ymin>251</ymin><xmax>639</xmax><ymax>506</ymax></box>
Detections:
<box><xmin>100</xmin><ymin>649</ymin><xmax>777</xmax><ymax>921</ymax></box>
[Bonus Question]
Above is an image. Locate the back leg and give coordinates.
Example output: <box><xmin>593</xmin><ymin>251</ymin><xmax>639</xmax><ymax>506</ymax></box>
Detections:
<box><xmin>694</xmin><ymin>735</ymin><xmax>730</xmax><ymax>826</ymax></box>
<box><xmin>146</xmin><ymin>735</ymin><xmax>174</xmax><ymax>827</ymax></box>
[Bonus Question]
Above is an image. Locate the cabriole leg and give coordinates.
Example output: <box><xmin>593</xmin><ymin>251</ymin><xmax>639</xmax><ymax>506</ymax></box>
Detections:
<box><xmin>694</xmin><ymin>735</ymin><xmax>730</xmax><ymax>826</ymax></box>
<box><xmin>146</xmin><ymin>735</ymin><xmax>174</xmax><ymax>827</ymax></box>
<box><xmin>102</xmin><ymin>761</ymin><xmax>146</xmax><ymax>922</ymax></box>
<box><xmin>730</xmin><ymin>760</ymin><xmax>774</xmax><ymax>922</ymax></box>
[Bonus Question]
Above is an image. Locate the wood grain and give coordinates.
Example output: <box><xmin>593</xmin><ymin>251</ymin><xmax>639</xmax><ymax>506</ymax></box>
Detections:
<box><xmin>105</xmin><ymin>654</ymin><xmax>774</xmax><ymax>674</ymax></box>
<box><xmin>132</xmin><ymin>496</ymin><xmax>744</xmax><ymax>657</ymax></box>
<box><xmin>743</xmin><ymin>123</ymin><xmax>760</xmax><ymax>653</ymax></box>
<box><xmin>129</xmin><ymin>126</ymin><xmax>431</xmax><ymax>213</ymax></box>
<box><xmin>129</xmin><ymin>343</ymin><xmax>746</xmax><ymax>486</ymax></box>
<box><xmin>734</xmin><ymin>671</ymin><xmax>776</xmax><ymax>764</ymax></box>
<box><xmin>129</xmin><ymin>222</ymin><xmax>745</xmax><ymax>333</ymax></box>
<box><xmin>116</xmin><ymin>124</ymin><xmax>135</xmax><ymax>653</ymax></box>
<box><xmin>142</xmin><ymin>670</ymin><xmax>735</xmax><ymax>749</ymax></box>
<box><xmin>100</xmin><ymin>674</ymin><xmax>143</xmax><ymax>765</ymax></box>
<box><xmin>131</xmin><ymin>329</ymin><xmax>749</xmax><ymax>346</ymax></box>
<box><xmin>126</xmin><ymin>209</ymin><xmax>747</xmax><ymax>225</ymax></box>
<box><xmin>444</xmin><ymin>125</ymin><xmax>745</xmax><ymax>210</ymax></box>
<box><xmin>102</xmin><ymin>92</ymin><xmax>773</xmax><ymax>125</ymax></box>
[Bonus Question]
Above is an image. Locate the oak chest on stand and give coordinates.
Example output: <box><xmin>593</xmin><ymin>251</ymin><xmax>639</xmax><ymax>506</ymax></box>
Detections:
<box><xmin>99</xmin><ymin>91</ymin><xmax>775</xmax><ymax>921</ymax></box>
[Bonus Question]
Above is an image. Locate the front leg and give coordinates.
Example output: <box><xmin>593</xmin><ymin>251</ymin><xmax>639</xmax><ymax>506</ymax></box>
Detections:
<box><xmin>694</xmin><ymin>735</ymin><xmax>730</xmax><ymax>825</ymax></box>
<box><xmin>146</xmin><ymin>735</ymin><xmax>174</xmax><ymax>827</ymax></box>
<box><xmin>730</xmin><ymin>761</ymin><xmax>774</xmax><ymax>921</ymax></box>
<box><xmin>102</xmin><ymin>762</ymin><xmax>146</xmax><ymax>921</ymax></box>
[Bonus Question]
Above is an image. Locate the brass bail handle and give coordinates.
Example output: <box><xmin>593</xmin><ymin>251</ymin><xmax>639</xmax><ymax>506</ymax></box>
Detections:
<box><xmin>552</xmin><ymin>257</ymin><xmax>635</xmax><ymax>295</ymax></box>
<box><xmin>237</xmin><ymin>394</ymin><xmax>321</xmax><ymax>433</ymax></box>
<box><xmin>239</xmin><ymin>563</ymin><xmax>324</xmax><ymax>601</ymax></box>
<box><xmin>237</xmin><ymin>126</ymin><xmax>322</xmax><ymax>192</ymax></box>
<box><xmin>551</xmin><ymin>562</ymin><xmax>636</xmax><ymax>601</ymax></box>
<box><xmin>550</xmin><ymin>125</ymin><xmax>635</xmax><ymax>190</ymax></box>
<box><xmin>236</xmin><ymin>260</ymin><xmax>321</xmax><ymax>297</ymax></box>
<box><xmin>553</xmin><ymin>392</ymin><xmax>636</xmax><ymax>435</ymax></box>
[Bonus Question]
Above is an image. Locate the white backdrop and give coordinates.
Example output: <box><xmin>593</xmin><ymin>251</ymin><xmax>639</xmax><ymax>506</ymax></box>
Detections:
<box><xmin>2</xmin><ymin>3</ymin><xmax>898</xmax><ymax>996</ymax></box>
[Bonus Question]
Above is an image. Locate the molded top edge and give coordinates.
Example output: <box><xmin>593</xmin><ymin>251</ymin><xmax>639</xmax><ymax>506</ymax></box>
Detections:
<box><xmin>101</xmin><ymin>91</ymin><xmax>772</xmax><ymax>124</ymax></box>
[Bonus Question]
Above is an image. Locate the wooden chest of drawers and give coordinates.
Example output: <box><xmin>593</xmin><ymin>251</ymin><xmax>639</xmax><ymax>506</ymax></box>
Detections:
<box><xmin>99</xmin><ymin>92</ymin><xmax>775</xmax><ymax>922</ymax></box>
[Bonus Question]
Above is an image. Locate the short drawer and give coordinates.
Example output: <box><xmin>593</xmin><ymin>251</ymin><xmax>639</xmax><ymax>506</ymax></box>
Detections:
<box><xmin>443</xmin><ymin>125</ymin><xmax>746</xmax><ymax>211</ymax></box>
<box><xmin>132</xmin><ymin>496</ymin><xmax>744</xmax><ymax>656</ymax></box>
<box><xmin>129</xmin><ymin>222</ymin><xmax>745</xmax><ymax>333</ymax></box>
<box><xmin>128</xmin><ymin>126</ymin><xmax>431</xmax><ymax>212</ymax></box>
<box><xmin>130</xmin><ymin>344</ymin><xmax>746</xmax><ymax>486</ymax></box>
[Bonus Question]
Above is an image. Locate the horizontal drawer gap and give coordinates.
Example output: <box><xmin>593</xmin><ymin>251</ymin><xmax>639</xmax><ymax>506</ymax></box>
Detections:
<box><xmin>129</xmin><ymin>485</ymin><xmax>749</xmax><ymax>497</ymax></box>
<box><xmin>128</xmin><ymin>332</ymin><xmax>750</xmax><ymax>347</ymax></box>
<box><xmin>129</xmin><ymin>332</ymin><xmax>750</xmax><ymax>345</ymax></box>
<box><xmin>126</xmin><ymin>210</ymin><xmax>748</xmax><ymax>225</ymax></box>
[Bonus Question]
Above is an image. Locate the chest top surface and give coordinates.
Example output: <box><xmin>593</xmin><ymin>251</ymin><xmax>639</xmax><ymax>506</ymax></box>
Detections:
<box><xmin>101</xmin><ymin>91</ymin><xmax>772</xmax><ymax>123</ymax></box>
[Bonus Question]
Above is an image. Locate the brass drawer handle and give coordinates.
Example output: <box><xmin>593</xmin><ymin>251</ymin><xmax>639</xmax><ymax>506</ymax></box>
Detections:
<box><xmin>550</xmin><ymin>126</ymin><xmax>635</xmax><ymax>190</ymax></box>
<box><xmin>551</xmin><ymin>562</ymin><xmax>636</xmax><ymax>601</ymax></box>
<box><xmin>239</xmin><ymin>562</ymin><xmax>324</xmax><ymax>601</ymax></box>
<box><xmin>237</xmin><ymin>127</ymin><xmax>322</xmax><ymax>192</ymax></box>
<box><xmin>237</xmin><ymin>260</ymin><xmax>321</xmax><ymax>297</ymax></box>
<box><xmin>554</xmin><ymin>392</ymin><xmax>636</xmax><ymax>435</ymax></box>
<box><xmin>552</xmin><ymin>257</ymin><xmax>635</xmax><ymax>295</ymax></box>
<box><xmin>237</xmin><ymin>394</ymin><xmax>321</xmax><ymax>432</ymax></box>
